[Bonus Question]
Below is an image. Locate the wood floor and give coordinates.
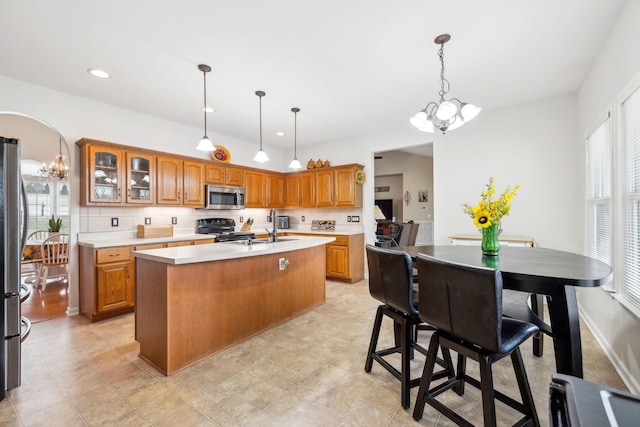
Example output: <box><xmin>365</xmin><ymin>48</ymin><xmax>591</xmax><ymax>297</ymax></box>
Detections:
<box><xmin>21</xmin><ymin>278</ymin><xmax>69</xmax><ymax>323</ymax></box>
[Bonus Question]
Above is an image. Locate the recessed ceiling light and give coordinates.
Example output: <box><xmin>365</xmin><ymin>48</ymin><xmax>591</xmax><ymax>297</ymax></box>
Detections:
<box><xmin>202</xmin><ymin>107</ymin><xmax>215</xmax><ymax>113</ymax></box>
<box><xmin>275</xmin><ymin>131</ymin><xmax>285</xmax><ymax>136</ymax></box>
<box><xmin>87</xmin><ymin>68</ymin><xmax>111</xmax><ymax>79</ymax></box>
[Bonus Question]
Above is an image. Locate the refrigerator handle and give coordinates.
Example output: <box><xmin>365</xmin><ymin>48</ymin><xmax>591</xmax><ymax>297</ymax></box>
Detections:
<box><xmin>20</xmin><ymin>178</ymin><xmax>28</xmax><ymax>253</ymax></box>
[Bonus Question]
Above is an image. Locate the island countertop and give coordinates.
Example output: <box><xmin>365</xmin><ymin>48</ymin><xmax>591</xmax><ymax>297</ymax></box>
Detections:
<box><xmin>131</xmin><ymin>235</ymin><xmax>335</xmax><ymax>265</ymax></box>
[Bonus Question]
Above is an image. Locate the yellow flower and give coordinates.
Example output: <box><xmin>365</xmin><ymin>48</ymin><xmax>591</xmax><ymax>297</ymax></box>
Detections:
<box><xmin>463</xmin><ymin>177</ymin><xmax>519</xmax><ymax>228</ymax></box>
<box><xmin>473</xmin><ymin>210</ymin><xmax>492</xmax><ymax>228</ymax></box>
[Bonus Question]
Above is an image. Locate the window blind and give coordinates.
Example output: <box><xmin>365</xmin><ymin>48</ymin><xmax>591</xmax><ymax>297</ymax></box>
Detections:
<box><xmin>622</xmin><ymin>86</ymin><xmax>640</xmax><ymax>310</ymax></box>
<box><xmin>586</xmin><ymin>118</ymin><xmax>612</xmax><ymax>267</ymax></box>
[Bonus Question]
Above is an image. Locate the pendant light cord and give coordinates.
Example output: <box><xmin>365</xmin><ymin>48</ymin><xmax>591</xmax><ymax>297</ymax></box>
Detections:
<box><xmin>259</xmin><ymin>95</ymin><xmax>263</xmax><ymax>149</ymax></box>
<box><xmin>203</xmin><ymin>70</ymin><xmax>208</xmax><ymax>137</ymax></box>
<box><xmin>293</xmin><ymin>109</ymin><xmax>297</xmax><ymax>157</ymax></box>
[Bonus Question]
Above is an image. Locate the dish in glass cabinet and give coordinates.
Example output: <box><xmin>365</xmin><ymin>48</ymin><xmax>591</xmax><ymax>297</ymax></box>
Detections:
<box><xmin>211</xmin><ymin>145</ymin><xmax>231</xmax><ymax>163</ymax></box>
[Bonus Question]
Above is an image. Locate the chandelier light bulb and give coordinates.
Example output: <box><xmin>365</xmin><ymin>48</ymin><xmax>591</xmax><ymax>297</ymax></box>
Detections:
<box><xmin>436</xmin><ymin>101</ymin><xmax>457</xmax><ymax>121</ymax></box>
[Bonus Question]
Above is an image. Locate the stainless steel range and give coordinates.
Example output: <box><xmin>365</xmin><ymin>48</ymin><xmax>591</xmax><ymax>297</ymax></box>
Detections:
<box><xmin>196</xmin><ymin>218</ymin><xmax>255</xmax><ymax>242</ymax></box>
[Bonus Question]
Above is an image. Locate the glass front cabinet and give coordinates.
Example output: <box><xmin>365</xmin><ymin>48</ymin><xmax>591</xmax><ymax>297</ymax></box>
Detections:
<box><xmin>88</xmin><ymin>145</ymin><xmax>123</xmax><ymax>204</ymax></box>
<box><xmin>126</xmin><ymin>152</ymin><xmax>155</xmax><ymax>204</ymax></box>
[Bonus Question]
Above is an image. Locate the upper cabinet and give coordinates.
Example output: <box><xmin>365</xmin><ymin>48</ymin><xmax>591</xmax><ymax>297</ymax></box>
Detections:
<box><xmin>315</xmin><ymin>164</ymin><xmax>363</xmax><ymax>208</ymax></box>
<box><xmin>78</xmin><ymin>141</ymin><xmax>124</xmax><ymax>205</ymax></box>
<box><xmin>266</xmin><ymin>173</ymin><xmax>284</xmax><ymax>208</ymax></box>
<box><xmin>126</xmin><ymin>152</ymin><xmax>155</xmax><ymax>204</ymax></box>
<box><xmin>244</xmin><ymin>170</ymin><xmax>265</xmax><ymax>208</ymax></box>
<box><xmin>156</xmin><ymin>157</ymin><xmax>205</xmax><ymax>207</ymax></box>
<box><xmin>284</xmin><ymin>171</ymin><xmax>315</xmax><ymax>208</ymax></box>
<box><xmin>205</xmin><ymin>164</ymin><xmax>244</xmax><ymax>187</ymax></box>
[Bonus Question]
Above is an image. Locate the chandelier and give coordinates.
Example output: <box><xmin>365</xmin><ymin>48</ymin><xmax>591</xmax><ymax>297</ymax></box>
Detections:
<box><xmin>410</xmin><ymin>34</ymin><xmax>481</xmax><ymax>134</ymax></box>
<box><xmin>40</xmin><ymin>138</ymin><xmax>69</xmax><ymax>180</ymax></box>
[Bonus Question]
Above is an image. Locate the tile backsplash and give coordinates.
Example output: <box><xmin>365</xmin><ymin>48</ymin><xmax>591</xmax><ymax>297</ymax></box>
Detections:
<box><xmin>79</xmin><ymin>206</ymin><xmax>364</xmax><ymax>234</ymax></box>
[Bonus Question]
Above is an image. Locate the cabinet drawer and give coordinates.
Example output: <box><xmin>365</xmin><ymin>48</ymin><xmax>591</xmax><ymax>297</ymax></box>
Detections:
<box><xmin>96</xmin><ymin>247</ymin><xmax>131</xmax><ymax>264</ymax></box>
<box><xmin>330</xmin><ymin>235</ymin><xmax>349</xmax><ymax>246</ymax></box>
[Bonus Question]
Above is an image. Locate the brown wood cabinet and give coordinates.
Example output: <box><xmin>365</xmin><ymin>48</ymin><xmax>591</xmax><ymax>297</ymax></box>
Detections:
<box><xmin>284</xmin><ymin>171</ymin><xmax>315</xmax><ymax>208</ymax></box>
<box><xmin>205</xmin><ymin>164</ymin><xmax>244</xmax><ymax>187</ymax></box>
<box><xmin>266</xmin><ymin>173</ymin><xmax>284</xmax><ymax>208</ymax></box>
<box><xmin>79</xmin><ymin>143</ymin><xmax>124</xmax><ymax>205</ymax></box>
<box><xmin>245</xmin><ymin>170</ymin><xmax>266</xmax><ymax>208</ymax></box>
<box><xmin>156</xmin><ymin>157</ymin><xmax>205</xmax><ymax>207</ymax></box>
<box><xmin>315</xmin><ymin>169</ymin><xmax>334</xmax><ymax>207</ymax></box>
<box><xmin>79</xmin><ymin>238</ymin><xmax>215</xmax><ymax>322</ymax></box>
<box><xmin>126</xmin><ymin>151</ymin><xmax>155</xmax><ymax>204</ymax></box>
<box><xmin>80</xmin><ymin>246</ymin><xmax>135</xmax><ymax>321</ymax></box>
<box><xmin>324</xmin><ymin>233</ymin><xmax>364</xmax><ymax>283</ymax></box>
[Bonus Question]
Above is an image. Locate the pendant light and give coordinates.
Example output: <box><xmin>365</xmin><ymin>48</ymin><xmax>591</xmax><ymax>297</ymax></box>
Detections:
<box><xmin>196</xmin><ymin>64</ymin><xmax>215</xmax><ymax>151</ymax></box>
<box><xmin>288</xmin><ymin>107</ymin><xmax>302</xmax><ymax>169</ymax></box>
<box><xmin>410</xmin><ymin>34</ymin><xmax>481</xmax><ymax>134</ymax></box>
<box><xmin>253</xmin><ymin>90</ymin><xmax>269</xmax><ymax>162</ymax></box>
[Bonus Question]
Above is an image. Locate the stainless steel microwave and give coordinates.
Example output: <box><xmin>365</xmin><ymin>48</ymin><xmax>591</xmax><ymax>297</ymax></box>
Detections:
<box><xmin>205</xmin><ymin>185</ymin><xmax>245</xmax><ymax>210</ymax></box>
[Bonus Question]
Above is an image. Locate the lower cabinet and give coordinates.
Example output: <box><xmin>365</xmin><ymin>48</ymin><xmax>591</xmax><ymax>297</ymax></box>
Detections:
<box><xmin>80</xmin><ymin>245</ymin><xmax>135</xmax><ymax>322</ymax></box>
<box><xmin>79</xmin><ymin>238</ymin><xmax>215</xmax><ymax>321</ymax></box>
<box><xmin>325</xmin><ymin>234</ymin><xmax>364</xmax><ymax>283</ymax></box>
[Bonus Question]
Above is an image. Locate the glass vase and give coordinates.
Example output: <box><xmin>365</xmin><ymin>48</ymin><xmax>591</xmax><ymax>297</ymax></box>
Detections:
<box><xmin>481</xmin><ymin>223</ymin><xmax>501</xmax><ymax>256</ymax></box>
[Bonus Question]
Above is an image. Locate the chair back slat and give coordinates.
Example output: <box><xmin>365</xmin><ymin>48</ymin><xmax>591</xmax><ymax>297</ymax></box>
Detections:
<box><xmin>416</xmin><ymin>253</ymin><xmax>503</xmax><ymax>353</ymax></box>
<box><xmin>41</xmin><ymin>234</ymin><xmax>70</xmax><ymax>267</ymax></box>
<box><xmin>366</xmin><ymin>244</ymin><xmax>417</xmax><ymax>316</ymax></box>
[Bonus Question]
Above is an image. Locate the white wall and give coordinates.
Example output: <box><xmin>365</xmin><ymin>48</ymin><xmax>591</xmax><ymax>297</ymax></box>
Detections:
<box><xmin>576</xmin><ymin>0</ymin><xmax>640</xmax><ymax>393</ymax></box>
<box><xmin>374</xmin><ymin>174</ymin><xmax>403</xmax><ymax>221</ymax></box>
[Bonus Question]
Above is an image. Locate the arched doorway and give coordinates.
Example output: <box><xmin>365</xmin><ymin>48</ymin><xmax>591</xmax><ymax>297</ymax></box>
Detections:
<box><xmin>0</xmin><ymin>112</ymin><xmax>71</xmax><ymax>322</ymax></box>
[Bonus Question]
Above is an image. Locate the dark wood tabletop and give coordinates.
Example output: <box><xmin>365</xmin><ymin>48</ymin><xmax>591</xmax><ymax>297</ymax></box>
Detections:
<box><xmin>395</xmin><ymin>245</ymin><xmax>613</xmax><ymax>377</ymax></box>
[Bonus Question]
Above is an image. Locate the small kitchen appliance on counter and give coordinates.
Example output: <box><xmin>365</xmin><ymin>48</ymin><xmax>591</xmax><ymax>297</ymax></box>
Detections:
<box><xmin>196</xmin><ymin>218</ymin><xmax>255</xmax><ymax>242</ymax></box>
<box><xmin>277</xmin><ymin>216</ymin><xmax>290</xmax><ymax>229</ymax></box>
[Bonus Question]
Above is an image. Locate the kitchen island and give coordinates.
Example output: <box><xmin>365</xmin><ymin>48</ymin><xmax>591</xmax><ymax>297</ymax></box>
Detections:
<box><xmin>132</xmin><ymin>236</ymin><xmax>334</xmax><ymax>375</ymax></box>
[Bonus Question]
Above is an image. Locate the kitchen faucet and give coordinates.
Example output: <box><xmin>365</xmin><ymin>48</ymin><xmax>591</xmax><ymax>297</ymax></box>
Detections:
<box><xmin>268</xmin><ymin>208</ymin><xmax>278</xmax><ymax>241</ymax></box>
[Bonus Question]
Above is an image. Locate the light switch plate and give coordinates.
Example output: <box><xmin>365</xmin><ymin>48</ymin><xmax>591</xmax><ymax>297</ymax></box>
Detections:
<box><xmin>145</xmin><ymin>217</ymin><xmax>151</xmax><ymax>225</ymax></box>
<box><xmin>347</xmin><ymin>216</ymin><xmax>352</xmax><ymax>222</ymax></box>
<box><xmin>111</xmin><ymin>217</ymin><xmax>119</xmax><ymax>227</ymax></box>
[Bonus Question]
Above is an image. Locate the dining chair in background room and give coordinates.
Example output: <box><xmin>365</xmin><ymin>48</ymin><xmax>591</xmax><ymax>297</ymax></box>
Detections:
<box><xmin>413</xmin><ymin>254</ymin><xmax>540</xmax><ymax>426</ymax></box>
<box><xmin>364</xmin><ymin>244</ymin><xmax>455</xmax><ymax>408</ymax></box>
<box><xmin>21</xmin><ymin>230</ymin><xmax>49</xmax><ymax>283</ymax></box>
<box><xmin>36</xmin><ymin>233</ymin><xmax>70</xmax><ymax>291</ymax></box>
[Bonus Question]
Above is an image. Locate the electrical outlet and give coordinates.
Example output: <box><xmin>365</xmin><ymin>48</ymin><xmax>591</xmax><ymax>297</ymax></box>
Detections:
<box><xmin>279</xmin><ymin>257</ymin><xmax>289</xmax><ymax>270</ymax></box>
<box><xmin>347</xmin><ymin>216</ymin><xmax>352</xmax><ymax>222</ymax></box>
<box><xmin>239</xmin><ymin>216</ymin><xmax>244</xmax><ymax>223</ymax></box>
<box><xmin>301</xmin><ymin>216</ymin><xmax>305</xmax><ymax>222</ymax></box>
<box><xmin>145</xmin><ymin>217</ymin><xmax>151</xmax><ymax>225</ymax></box>
<box><xmin>111</xmin><ymin>217</ymin><xmax>119</xmax><ymax>227</ymax></box>
<box><xmin>171</xmin><ymin>217</ymin><xmax>177</xmax><ymax>225</ymax></box>
<box><xmin>352</xmin><ymin>216</ymin><xmax>360</xmax><ymax>223</ymax></box>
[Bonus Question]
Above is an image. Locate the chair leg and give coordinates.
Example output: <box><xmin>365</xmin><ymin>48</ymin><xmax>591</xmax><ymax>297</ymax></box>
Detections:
<box><xmin>452</xmin><ymin>351</ymin><xmax>467</xmax><ymax>396</ymax></box>
<box><xmin>400</xmin><ymin>316</ymin><xmax>412</xmax><ymax>408</ymax></box>
<box><xmin>478</xmin><ymin>354</ymin><xmax>497</xmax><ymax>427</ymax></box>
<box><xmin>511</xmin><ymin>348</ymin><xmax>540</xmax><ymax>427</ymax></box>
<box><xmin>40</xmin><ymin>266</ymin><xmax>48</xmax><ymax>291</ymax></box>
<box><xmin>412</xmin><ymin>334</ymin><xmax>440</xmax><ymax>421</ymax></box>
<box><xmin>365</xmin><ymin>306</ymin><xmax>384</xmax><ymax>372</ymax></box>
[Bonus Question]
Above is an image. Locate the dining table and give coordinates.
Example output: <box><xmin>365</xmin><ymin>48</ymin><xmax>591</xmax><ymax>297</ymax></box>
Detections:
<box><xmin>396</xmin><ymin>245</ymin><xmax>613</xmax><ymax>378</ymax></box>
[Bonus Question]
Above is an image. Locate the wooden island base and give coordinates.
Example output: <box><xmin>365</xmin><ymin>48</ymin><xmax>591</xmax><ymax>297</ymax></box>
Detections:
<box><xmin>135</xmin><ymin>245</ymin><xmax>326</xmax><ymax>375</ymax></box>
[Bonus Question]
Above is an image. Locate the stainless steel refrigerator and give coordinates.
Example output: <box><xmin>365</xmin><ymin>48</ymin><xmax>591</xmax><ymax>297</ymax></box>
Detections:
<box><xmin>1</xmin><ymin>136</ymin><xmax>29</xmax><ymax>400</ymax></box>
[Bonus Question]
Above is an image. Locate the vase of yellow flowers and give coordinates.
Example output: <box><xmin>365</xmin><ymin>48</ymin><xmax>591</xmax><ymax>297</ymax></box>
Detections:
<box><xmin>463</xmin><ymin>177</ymin><xmax>519</xmax><ymax>256</ymax></box>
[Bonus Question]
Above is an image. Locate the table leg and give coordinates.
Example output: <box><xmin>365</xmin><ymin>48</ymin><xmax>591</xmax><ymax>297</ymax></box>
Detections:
<box><xmin>547</xmin><ymin>286</ymin><xmax>583</xmax><ymax>378</ymax></box>
<box><xmin>530</xmin><ymin>293</ymin><xmax>544</xmax><ymax>357</ymax></box>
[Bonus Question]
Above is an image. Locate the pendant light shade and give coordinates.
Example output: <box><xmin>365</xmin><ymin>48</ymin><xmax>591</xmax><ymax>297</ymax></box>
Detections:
<box><xmin>253</xmin><ymin>90</ymin><xmax>269</xmax><ymax>162</ymax></box>
<box><xmin>410</xmin><ymin>34</ymin><xmax>481</xmax><ymax>134</ymax></box>
<box><xmin>196</xmin><ymin>64</ymin><xmax>215</xmax><ymax>151</ymax></box>
<box><xmin>288</xmin><ymin>107</ymin><xmax>302</xmax><ymax>169</ymax></box>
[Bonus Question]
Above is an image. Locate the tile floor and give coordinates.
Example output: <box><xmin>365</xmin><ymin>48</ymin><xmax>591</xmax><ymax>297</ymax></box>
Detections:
<box><xmin>1</xmin><ymin>280</ymin><xmax>627</xmax><ymax>426</ymax></box>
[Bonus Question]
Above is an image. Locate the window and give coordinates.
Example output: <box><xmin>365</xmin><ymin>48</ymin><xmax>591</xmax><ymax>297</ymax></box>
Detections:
<box><xmin>586</xmin><ymin>115</ymin><xmax>612</xmax><ymax>269</ymax></box>
<box><xmin>621</xmin><ymin>86</ymin><xmax>640</xmax><ymax>310</ymax></box>
<box><xmin>23</xmin><ymin>177</ymin><xmax>70</xmax><ymax>234</ymax></box>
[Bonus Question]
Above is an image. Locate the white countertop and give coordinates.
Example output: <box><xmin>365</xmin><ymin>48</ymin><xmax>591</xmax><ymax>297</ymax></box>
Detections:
<box><xmin>132</xmin><ymin>236</ymin><xmax>335</xmax><ymax>265</ymax></box>
<box><xmin>77</xmin><ymin>233</ymin><xmax>215</xmax><ymax>249</ymax></box>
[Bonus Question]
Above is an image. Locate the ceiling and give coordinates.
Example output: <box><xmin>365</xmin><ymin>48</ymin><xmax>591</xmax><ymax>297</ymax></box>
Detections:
<box><xmin>0</xmin><ymin>1</ymin><xmax>626</xmax><ymax>150</ymax></box>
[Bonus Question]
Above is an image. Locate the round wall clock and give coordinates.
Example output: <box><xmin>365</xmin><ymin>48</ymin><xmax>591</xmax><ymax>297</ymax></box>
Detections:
<box><xmin>355</xmin><ymin>169</ymin><xmax>365</xmax><ymax>184</ymax></box>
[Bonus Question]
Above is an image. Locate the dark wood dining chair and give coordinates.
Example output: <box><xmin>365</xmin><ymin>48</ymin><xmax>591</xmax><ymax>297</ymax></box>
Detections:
<box><xmin>413</xmin><ymin>253</ymin><xmax>540</xmax><ymax>426</ymax></box>
<box><xmin>365</xmin><ymin>244</ymin><xmax>454</xmax><ymax>408</ymax></box>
